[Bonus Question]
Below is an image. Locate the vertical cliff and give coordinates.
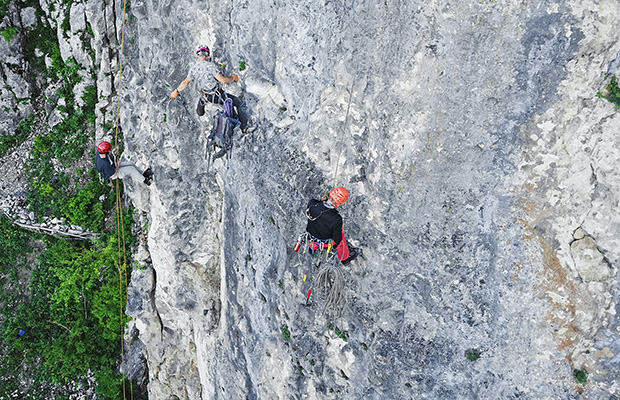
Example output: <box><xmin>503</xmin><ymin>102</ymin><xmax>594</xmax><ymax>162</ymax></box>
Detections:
<box><xmin>2</xmin><ymin>0</ymin><xmax>620</xmax><ymax>398</ymax></box>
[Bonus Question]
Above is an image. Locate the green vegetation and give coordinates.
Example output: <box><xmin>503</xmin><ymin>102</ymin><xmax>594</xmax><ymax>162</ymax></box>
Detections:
<box><xmin>573</xmin><ymin>368</ymin><xmax>588</xmax><ymax>385</ymax></box>
<box><xmin>0</xmin><ymin>0</ymin><xmax>10</xmax><ymax>18</ymax></box>
<box><xmin>0</xmin><ymin>212</ymin><xmax>135</xmax><ymax>399</ymax></box>
<box><xmin>239</xmin><ymin>61</ymin><xmax>246</xmax><ymax>71</ymax></box>
<box><xmin>26</xmin><ymin>58</ymin><xmax>100</xmax><ymax>220</ymax></box>
<box><xmin>328</xmin><ymin>323</ymin><xmax>349</xmax><ymax>341</ymax></box>
<box><xmin>0</xmin><ymin>2</ymin><xmax>142</xmax><ymax>398</ymax></box>
<box><xmin>1</xmin><ymin>25</ymin><xmax>19</xmax><ymax>42</ymax></box>
<box><xmin>597</xmin><ymin>75</ymin><xmax>620</xmax><ymax>108</ymax></box>
<box><xmin>465</xmin><ymin>348</ymin><xmax>481</xmax><ymax>361</ymax></box>
<box><xmin>282</xmin><ymin>325</ymin><xmax>291</xmax><ymax>342</ymax></box>
<box><xmin>63</xmin><ymin>180</ymin><xmax>106</xmax><ymax>231</ymax></box>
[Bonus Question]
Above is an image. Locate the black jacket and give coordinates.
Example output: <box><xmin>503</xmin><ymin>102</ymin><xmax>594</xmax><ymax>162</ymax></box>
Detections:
<box><xmin>306</xmin><ymin>199</ymin><xmax>343</xmax><ymax>245</ymax></box>
<box><xmin>95</xmin><ymin>151</ymin><xmax>116</xmax><ymax>180</ymax></box>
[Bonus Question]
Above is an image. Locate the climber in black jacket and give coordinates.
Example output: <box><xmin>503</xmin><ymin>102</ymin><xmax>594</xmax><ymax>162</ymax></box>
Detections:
<box><xmin>306</xmin><ymin>187</ymin><xmax>358</xmax><ymax>265</ymax></box>
<box><xmin>95</xmin><ymin>141</ymin><xmax>153</xmax><ymax>186</ymax></box>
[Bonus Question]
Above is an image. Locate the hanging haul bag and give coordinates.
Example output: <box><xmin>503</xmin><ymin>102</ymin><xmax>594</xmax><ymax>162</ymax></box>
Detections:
<box><xmin>206</xmin><ymin>98</ymin><xmax>239</xmax><ymax>162</ymax></box>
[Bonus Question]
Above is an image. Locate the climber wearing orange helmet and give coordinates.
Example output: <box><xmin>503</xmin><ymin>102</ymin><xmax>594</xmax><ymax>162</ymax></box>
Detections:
<box><xmin>95</xmin><ymin>141</ymin><xmax>153</xmax><ymax>186</ymax></box>
<box><xmin>170</xmin><ymin>45</ymin><xmax>250</xmax><ymax>131</ymax></box>
<box><xmin>305</xmin><ymin>187</ymin><xmax>358</xmax><ymax>265</ymax></box>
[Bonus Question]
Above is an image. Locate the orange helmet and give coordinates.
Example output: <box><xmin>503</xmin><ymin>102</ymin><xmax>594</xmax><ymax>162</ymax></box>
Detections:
<box><xmin>329</xmin><ymin>187</ymin><xmax>349</xmax><ymax>207</ymax></box>
<box><xmin>97</xmin><ymin>141</ymin><xmax>112</xmax><ymax>154</ymax></box>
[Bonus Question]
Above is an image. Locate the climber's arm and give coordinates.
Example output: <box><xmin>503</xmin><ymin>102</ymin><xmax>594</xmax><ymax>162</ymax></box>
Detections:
<box><xmin>171</xmin><ymin>77</ymin><xmax>192</xmax><ymax>98</ymax></box>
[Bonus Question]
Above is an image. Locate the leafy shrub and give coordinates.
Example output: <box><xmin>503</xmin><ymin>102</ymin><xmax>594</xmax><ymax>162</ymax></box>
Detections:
<box><xmin>1</xmin><ymin>25</ymin><xmax>18</xmax><ymax>42</ymax></box>
<box><xmin>596</xmin><ymin>75</ymin><xmax>620</xmax><ymax>108</ymax></box>
<box><xmin>282</xmin><ymin>326</ymin><xmax>291</xmax><ymax>341</ymax></box>
<box><xmin>0</xmin><ymin>215</ymin><xmax>32</xmax><ymax>277</ymax></box>
<box><xmin>573</xmin><ymin>369</ymin><xmax>588</xmax><ymax>385</ymax></box>
<box><xmin>63</xmin><ymin>180</ymin><xmax>106</xmax><ymax>231</ymax></box>
<box><xmin>0</xmin><ymin>209</ymin><xmax>136</xmax><ymax>399</ymax></box>
<box><xmin>27</xmin><ymin>174</ymin><xmax>70</xmax><ymax>219</ymax></box>
<box><xmin>465</xmin><ymin>348</ymin><xmax>481</xmax><ymax>361</ymax></box>
<box><xmin>82</xmin><ymin>85</ymin><xmax>98</xmax><ymax>126</ymax></box>
<box><xmin>0</xmin><ymin>0</ymin><xmax>10</xmax><ymax>19</ymax></box>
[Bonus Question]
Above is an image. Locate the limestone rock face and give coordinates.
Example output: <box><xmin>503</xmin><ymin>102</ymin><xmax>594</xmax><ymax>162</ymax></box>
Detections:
<box><xmin>0</xmin><ymin>15</ymin><xmax>32</xmax><ymax>137</ymax></box>
<box><xmin>114</xmin><ymin>0</ymin><xmax>620</xmax><ymax>398</ymax></box>
<box><xmin>571</xmin><ymin>236</ymin><xmax>610</xmax><ymax>282</ymax></box>
<box><xmin>2</xmin><ymin>0</ymin><xmax>620</xmax><ymax>398</ymax></box>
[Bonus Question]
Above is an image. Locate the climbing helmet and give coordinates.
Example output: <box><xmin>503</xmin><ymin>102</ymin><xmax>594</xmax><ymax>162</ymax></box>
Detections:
<box><xmin>196</xmin><ymin>45</ymin><xmax>210</xmax><ymax>57</ymax></box>
<box><xmin>97</xmin><ymin>141</ymin><xmax>112</xmax><ymax>154</ymax></box>
<box><xmin>329</xmin><ymin>187</ymin><xmax>349</xmax><ymax>207</ymax></box>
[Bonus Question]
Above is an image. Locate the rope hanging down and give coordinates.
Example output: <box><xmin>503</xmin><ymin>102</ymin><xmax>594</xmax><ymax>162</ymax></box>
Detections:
<box><xmin>332</xmin><ymin>80</ymin><xmax>355</xmax><ymax>187</ymax></box>
<box><xmin>111</xmin><ymin>0</ymin><xmax>132</xmax><ymax>398</ymax></box>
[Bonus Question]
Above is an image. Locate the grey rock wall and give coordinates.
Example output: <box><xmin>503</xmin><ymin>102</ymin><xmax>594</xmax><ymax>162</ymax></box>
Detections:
<box><xmin>115</xmin><ymin>0</ymin><xmax>620</xmax><ymax>399</ymax></box>
<box><xmin>2</xmin><ymin>0</ymin><xmax>619</xmax><ymax>398</ymax></box>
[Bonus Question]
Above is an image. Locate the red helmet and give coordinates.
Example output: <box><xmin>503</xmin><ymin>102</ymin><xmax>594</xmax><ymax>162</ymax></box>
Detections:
<box><xmin>97</xmin><ymin>141</ymin><xmax>112</xmax><ymax>154</ymax></box>
<box><xmin>329</xmin><ymin>187</ymin><xmax>349</xmax><ymax>207</ymax></box>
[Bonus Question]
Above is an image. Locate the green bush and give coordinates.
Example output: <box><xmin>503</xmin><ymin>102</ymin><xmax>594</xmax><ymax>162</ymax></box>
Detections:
<box><xmin>573</xmin><ymin>368</ymin><xmax>588</xmax><ymax>385</ymax></box>
<box><xmin>596</xmin><ymin>75</ymin><xmax>620</xmax><ymax>108</ymax></box>
<box><xmin>0</xmin><ymin>0</ymin><xmax>10</xmax><ymax>19</ymax></box>
<box><xmin>1</xmin><ymin>25</ymin><xmax>18</xmax><ymax>42</ymax></box>
<box><xmin>82</xmin><ymin>85</ymin><xmax>98</xmax><ymax>126</ymax></box>
<box><xmin>282</xmin><ymin>326</ymin><xmax>291</xmax><ymax>342</ymax></box>
<box><xmin>0</xmin><ymin>215</ymin><xmax>32</xmax><ymax>277</ymax></box>
<box><xmin>63</xmin><ymin>180</ymin><xmax>106</xmax><ymax>231</ymax></box>
<box><xmin>0</xmin><ymin>210</ymin><xmax>136</xmax><ymax>399</ymax></box>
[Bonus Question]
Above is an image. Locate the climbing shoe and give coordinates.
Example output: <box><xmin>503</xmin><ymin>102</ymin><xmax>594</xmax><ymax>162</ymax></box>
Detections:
<box><xmin>143</xmin><ymin>167</ymin><xmax>154</xmax><ymax>178</ymax></box>
<box><xmin>341</xmin><ymin>247</ymin><xmax>358</xmax><ymax>266</ymax></box>
<box><xmin>143</xmin><ymin>176</ymin><xmax>152</xmax><ymax>186</ymax></box>
<box><xmin>241</xmin><ymin>124</ymin><xmax>257</xmax><ymax>134</ymax></box>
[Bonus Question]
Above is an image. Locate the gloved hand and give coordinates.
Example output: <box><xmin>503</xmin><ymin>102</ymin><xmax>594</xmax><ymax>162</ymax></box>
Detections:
<box><xmin>232</xmin><ymin>74</ymin><xmax>239</xmax><ymax>82</ymax></box>
<box><xmin>170</xmin><ymin>90</ymin><xmax>179</xmax><ymax>99</ymax></box>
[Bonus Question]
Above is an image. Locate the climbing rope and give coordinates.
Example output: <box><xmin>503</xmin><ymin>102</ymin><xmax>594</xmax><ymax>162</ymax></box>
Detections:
<box><xmin>314</xmin><ymin>254</ymin><xmax>346</xmax><ymax>319</ymax></box>
<box><xmin>332</xmin><ymin>80</ymin><xmax>355</xmax><ymax>187</ymax></box>
<box><xmin>296</xmin><ymin>232</ymin><xmax>346</xmax><ymax>319</ymax></box>
<box><xmin>111</xmin><ymin>0</ymin><xmax>131</xmax><ymax>398</ymax></box>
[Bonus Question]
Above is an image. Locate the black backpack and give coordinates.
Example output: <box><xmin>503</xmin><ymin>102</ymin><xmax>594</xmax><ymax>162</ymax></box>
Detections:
<box><xmin>206</xmin><ymin>99</ymin><xmax>239</xmax><ymax>162</ymax></box>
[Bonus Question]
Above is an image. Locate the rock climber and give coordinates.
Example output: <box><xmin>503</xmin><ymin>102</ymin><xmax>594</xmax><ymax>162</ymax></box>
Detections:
<box><xmin>170</xmin><ymin>45</ymin><xmax>250</xmax><ymax>131</ymax></box>
<box><xmin>305</xmin><ymin>187</ymin><xmax>358</xmax><ymax>265</ymax></box>
<box><xmin>95</xmin><ymin>141</ymin><xmax>153</xmax><ymax>186</ymax></box>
